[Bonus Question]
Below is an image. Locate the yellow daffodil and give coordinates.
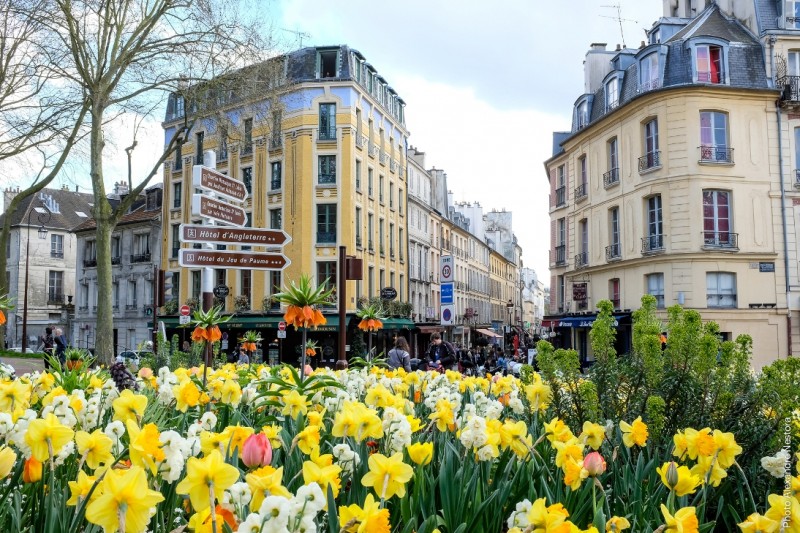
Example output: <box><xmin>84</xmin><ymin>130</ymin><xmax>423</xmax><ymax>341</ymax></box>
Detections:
<box><xmin>219</xmin><ymin>425</ymin><xmax>254</xmax><ymax>456</ymax></box>
<box><xmin>173</xmin><ymin>380</ymin><xmax>201</xmax><ymax>412</ymax></box>
<box><xmin>673</xmin><ymin>430</ymin><xmax>688</xmax><ymax>460</ymax></box>
<box><xmin>361</xmin><ymin>452</ymin><xmax>414</xmax><ymax>499</ymax></box>
<box><xmin>294</xmin><ymin>424</ymin><xmax>321</xmax><ymax>455</ymax></box>
<box><xmin>428</xmin><ymin>399</ymin><xmax>457</xmax><ymax>433</ymax></box>
<box><xmin>500</xmin><ymin>420</ymin><xmax>533</xmax><ymax>458</ymax></box>
<box><xmin>690</xmin><ymin>454</ymin><xmax>728</xmax><ymax>487</ymax></box>
<box><xmin>66</xmin><ymin>471</ymin><xmax>97</xmax><ymax>506</ymax></box>
<box><xmin>712</xmin><ymin>430</ymin><xmax>742</xmax><ymax>469</ymax></box>
<box><xmin>339</xmin><ymin>493</ymin><xmax>390</xmax><ymax>533</ymax></box>
<box><xmin>737</xmin><ymin>512</ymin><xmax>778</xmax><ymax>533</ymax></box>
<box><xmin>280</xmin><ymin>389</ymin><xmax>309</xmax><ymax>419</ymax></box>
<box><xmin>407</xmin><ymin>442</ymin><xmax>433</xmax><ymax>466</ymax></box>
<box><xmin>75</xmin><ymin>429</ymin><xmax>114</xmax><ymax>470</ymax></box>
<box><xmin>580</xmin><ymin>421</ymin><xmax>606</xmax><ymax>450</ymax></box>
<box><xmin>683</xmin><ymin>427</ymin><xmax>715</xmax><ymax>459</ymax></box>
<box><xmin>0</xmin><ymin>380</ymin><xmax>32</xmax><ymax>415</ymax></box>
<box><xmin>544</xmin><ymin>417</ymin><xmax>574</xmax><ymax>444</ymax></box>
<box><xmin>126</xmin><ymin>420</ymin><xmax>165</xmax><ymax>475</ymax></box>
<box><xmin>524</xmin><ymin>375</ymin><xmax>552</xmax><ymax>412</ymax></box>
<box><xmin>765</xmin><ymin>494</ymin><xmax>800</xmax><ymax>530</ymax></box>
<box><xmin>657</xmin><ymin>461</ymin><xmax>702</xmax><ymax>496</ymax></box>
<box><xmin>262</xmin><ymin>424</ymin><xmax>283</xmax><ymax>450</ymax></box>
<box><xmin>606</xmin><ymin>515</ymin><xmax>631</xmax><ymax>532</ymax></box>
<box><xmin>620</xmin><ymin>417</ymin><xmax>648</xmax><ymax>448</ymax></box>
<box><xmin>24</xmin><ymin>413</ymin><xmax>75</xmax><ymax>462</ymax></box>
<box><xmin>302</xmin><ymin>459</ymin><xmax>342</xmax><ymax>498</ymax></box>
<box><xmin>219</xmin><ymin>379</ymin><xmax>242</xmax><ymax>406</ymax></box>
<box><xmin>0</xmin><ymin>446</ymin><xmax>16</xmax><ymax>478</ymax></box>
<box><xmin>553</xmin><ymin>438</ymin><xmax>584</xmax><ymax>469</ymax></box>
<box><xmin>112</xmin><ymin>389</ymin><xmax>148</xmax><ymax>424</ymax></box>
<box><xmin>246</xmin><ymin>465</ymin><xmax>291</xmax><ymax>510</ymax></box>
<box><xmin>660</xmin><ymin>505</ymin><xmax>699</xmax><ymax>533</ymax></box>
<box><xmin>85</xmin><ymin>466</ymin><xmax>164</xmax><ymax>533</ymax></box>
<box><xmin>562</xmin><ymin>456</ymin><xmax>588</xmax><ymax>490</ymax></box>
<box><xmin>176</xmin><ymin>449</ymin><xmax>240</xmax><ymax>512</ymax></box>
<box><xmin>525</xmin><ymin>497</ymin><xmax>569</xmax><ymax>531</ymax></box>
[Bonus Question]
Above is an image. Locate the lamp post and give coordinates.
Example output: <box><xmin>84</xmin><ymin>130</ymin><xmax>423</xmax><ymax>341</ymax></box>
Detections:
<box><xmin>21</xmin><ymin>204</ymin><xmax>51</xmax><ymax>353</ymax></box>
<box><xmin>506</xmin><ymin>298</ymin><xmax>513</xmax><ymax>351</ymax></box>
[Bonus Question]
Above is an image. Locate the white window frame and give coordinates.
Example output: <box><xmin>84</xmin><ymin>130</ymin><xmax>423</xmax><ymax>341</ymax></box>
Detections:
<box><xmin>707</xmin><ymin>272</ymin><xmax>737</xmax><ymax>308</ymax></box>
<box><xmin>646</xmin><ymin>273</ymin><xmax>665</xmax><ymax>308</ymax></box>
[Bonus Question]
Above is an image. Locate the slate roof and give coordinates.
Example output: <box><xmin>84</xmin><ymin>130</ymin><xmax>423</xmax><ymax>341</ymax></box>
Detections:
<box><xmin>754</xmin><ymin>0</ymin><xmax>779</xmax><ymax>33</ymax></box>
<box><xmin>0</xmin><ymin>188</ymin><xmax>95</xmax><ymax>232</ymax></box>
<box><xmin>668</xmin><ymin>6</ymin><xmax>758</xmax><ymax>43</ymax></box>
<box><xmin>73</xmin><ymin>185</ymin><xmax>162</xmax><ymax>233</ymax></box>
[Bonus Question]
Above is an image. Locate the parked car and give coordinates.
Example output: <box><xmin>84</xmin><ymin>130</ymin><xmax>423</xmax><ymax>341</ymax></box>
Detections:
<box><xmin>116</xmin><ymin>350</ymin><xmax>153</xmax><ymax>367</ymax></box>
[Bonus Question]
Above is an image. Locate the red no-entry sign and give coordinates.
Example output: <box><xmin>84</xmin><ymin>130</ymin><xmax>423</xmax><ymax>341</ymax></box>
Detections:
<box><xmin>278</xmin><ymin>321</ymin><xmax>287</xmax><ymax>331</ymax></box>
<box><xmin>180</xmin><ymin>305</ymin><xmax>191</xmax><ymax>316</ymax></box>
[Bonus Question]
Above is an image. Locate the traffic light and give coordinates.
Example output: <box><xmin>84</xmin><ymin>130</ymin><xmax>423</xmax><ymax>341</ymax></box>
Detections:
<box><xmin>156</xmin><ymin>269</ymin><xmax>175</xmax><ymax>307</ymax></box>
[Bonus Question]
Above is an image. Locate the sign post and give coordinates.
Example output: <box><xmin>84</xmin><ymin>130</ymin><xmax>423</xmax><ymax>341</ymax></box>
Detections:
<box><xmin>440</xmin><ymin>256</ymin><xmax>454</xmax><ymax>327</ymax></box>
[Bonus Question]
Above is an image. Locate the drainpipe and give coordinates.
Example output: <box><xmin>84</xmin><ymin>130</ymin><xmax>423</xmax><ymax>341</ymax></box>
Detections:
<box><xmin>771</xmin><ymin>35</ymin><xmax>793</xmax><ymax>356</ymax></box>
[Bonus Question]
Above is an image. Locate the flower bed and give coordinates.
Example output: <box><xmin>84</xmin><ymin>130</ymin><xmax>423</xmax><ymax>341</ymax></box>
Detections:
<box><xmin>0</xmin><ymin>362</ymin><xmax>797</xmax><ymax>533</ymax></box>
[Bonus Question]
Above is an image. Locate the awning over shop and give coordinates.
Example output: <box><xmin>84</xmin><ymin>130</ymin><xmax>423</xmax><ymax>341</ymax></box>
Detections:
<box><xmin>475</xmin><ymin>328</ymin><xmax>502</xmax><ymax>338</ymax></box>
<box><xmin>417</xmin><ymin>325</ymin><xmax>444</xmax><ymax>333</ymax></box>
<box><xmin>159</xmin><ymin>314</ymin><xmax>342</xmax><ymax>332</ymax></box>
<box><xmin>542</xmin><ymin>315</ymin><xmax>628</xmax><ymax>329</ymax></box>
<box><xmin>381</xmin><ymin>318</ymin><xmax>415</xmax><ymax>330</ymax></box>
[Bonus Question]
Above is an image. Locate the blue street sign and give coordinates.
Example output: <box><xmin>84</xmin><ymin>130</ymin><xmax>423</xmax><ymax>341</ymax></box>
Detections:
<box><xmin>441</xmin><ymin>282</ymin><xmax>454</xmax><ymax>305</ymax></box>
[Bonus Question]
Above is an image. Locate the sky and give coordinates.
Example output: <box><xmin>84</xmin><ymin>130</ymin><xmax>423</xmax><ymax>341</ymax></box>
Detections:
<box><xmin>2</xmin><ymin>0</ymin><xmax>665</xmax><ymax>286</ymax></box>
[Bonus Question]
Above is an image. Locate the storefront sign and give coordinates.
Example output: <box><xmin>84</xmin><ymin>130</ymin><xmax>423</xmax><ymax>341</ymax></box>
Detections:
<box><xmin>572</xmin><ymin>282</ymin><xmax>588</xmax><ymax>301</ymax></box>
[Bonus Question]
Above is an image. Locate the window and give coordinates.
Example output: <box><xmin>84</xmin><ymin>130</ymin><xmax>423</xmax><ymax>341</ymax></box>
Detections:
<box><xmin>703</xmin><ymin>190</ymin><xmax>735</xmax><ymax>246</ymax></box>
<box><xmin>85</xmin><ymin>240</ymin><xmax>97</xmax><ymax>265</ymax></box>
<box><xmin>112</xmin><ymin>281</ymin><xmax>119</xmax><ymax>309</ymax></box>
<box><xmin>795</xmin><ymin>128</ymin><xmax>800</xmax><ymax>182</ymax></box>
<box><xmin>242</xmin><ymin>166</ymin><xmax>253</xmax><ymax>194</ymax></box>
<box><xmin>174</xmin><ymin>141</ymin><xmax>182</xmax><ymax>170</ymax></box>
<box><xmin>398</xmin><ymin>188</ymin><xmax>404</xmax><ymax>215</ymax></box>
<box><xmin>789</xmin><ymin>1</ymin><xmax>800</xmax><ymax>29</ymax></box>
<box><xmin>215</xmin><ymin>269</ymin><xmax>226</xmax><ymax>290</ymax></box>
<box><xmin>316</xmin><ymin>262</ymin><xmax>337</xmax><ymax>294</ymax></box>
<box><xmin>557</xmin><ymin>275</ymin><xmax>565</xmax><ymax>312</ymax></box>
<box><xmin>640</xmin><ymin>52</ymin><xmax>660</xmax><ymax>91</ymax></box>
<box><xmin>319</xmin><ymin>103</ymin><xmax>336</xmax><ymax>140</ymax></box>
<box><xmin>379</xmin><ymin>175</ymin><xmax>385</xmax><ymax>203</ymax></box>
<box><xmin>368</xmin><ymin>213</ymin><xmax>374</xmax><ymax>251</ymax></box>
<box><xmin>699</xmin><ymin>111</ymin><xmax>730</xmax><ymax>162</ymax></box>
<box><xmin>555</xmin><ymin>164</ymin><xmax>566</xmax><ymax>206</ymax></box>
<box><xmin>317</xmin><ymin>204</ymin><xmax>336</xmax><ymax>243</ymax></box>
<box><xmin>555</xmin><ymin>217</ymin><xmax>566</xmax><ymax>265</ymax></box>
<box><xmin>50</xmin><ymin>234</ymin><xmax>63</xmax><ymax>258</ymax></box>
<box><xmin>790</xmin><ymin>50</ymin><xmax>800</xmax><ymax>76</ymax></box>
<box><xmin>609</xmin><ymin>278</ymin><xmax>620</xmax><ymax>309</ymax></box>
<box><xmin>379</xmin><ymin>269</ymin><xmax>385</xmax><ymax>290</ymax></box>
<box><xmin>133</xmin><ymin>233</ymin><xmax>150</xmax><ymax>262</ymax></box>
<box><xmin>368</xmin><ymin>168</ymin><xmax>374</xmax><ymax>196</ymax></box>
<box><xmin>269</xmin><ymin>271</ymin><xmax>281</xmax><ymax>305</ymax></box>
<box><xmin>218</xmin><ymin>128</ymin><xmax>228</xmax><ymax>161</ymax></box>
<box><xmin>608</xmin><ymin>207</ymin><xmax>621</xmax><ymax>260</ymax></box>
<box><xmin>577</xmin><ymin>219</ymin><xmax>588</xmax><ymax>267</ymax></box>
<box><xmin>605</xmin><ymin>137</ymin><xmax>619</xmax><ymax>186</ymax></box>
<box><xmin>695</xmin><ymin>44</ymin><xmax>723</xmax><ymax>84</ymax></box>
<box><xmin>171</xmin><ymin>225</ymin><xmax>180</xmax><ymax>258</ymax></box>
<box><xmin>707</xmin><ymin>272</ymin><xmax>736</xmax><ymax>308</ymax></box>
<box><xmin>642</xmin><ymin>119</ymin><xmax>660</xmax><ymax>170</ymax></box>
<box><xmin>240</xmin><ymin>270</ymin><xmax>251</xmax><ymax>303</ymax></box>
<box><xmin>368</xmin><ymin>266</ymin><xmax>374</xmax><ymax>297</ymax></box>
<box><xmin>317</xmin><ymin>48</ymin><xmax>339</xmax><ymax>78</ymax></box>
<box><xmin>269</xmin><ymin>208</ymin><xmax>282</xmax><ymax>229</ymax></box>
<box><xmin>606</xmin><ymin>79</ymin><xmax>619</xmax><ymax>109</ymax></box>
<box><xmin>379</xmin><ymin>218</ymin><xmax>385</xmax><ymax>254</ymax></box>
<box><xmin>577</xmin><ymin>100</ymin><xmax>589</xmax><ymax>128</ymax></box>
<box><xmin>355</xmin><ymin>160</ymin><xmax>362</xmax><ymax>190</ymax></box>
<box><xmin>196</xmin><ymin>131</ymin><xmax>204</xmax><ymax>165</ymax></box>
<box><xmin>48</xmin><ymin>271</ymin><xmax>63</xmax><ymax>301</ymax></box>
<box><xmin>647</xmin><ymin>273</ymin><xmax>665</xmax><ymax>308</ymax></box>
<box><xmin>243</xmin><ymin>118</ymin><xmax>253</xmax><ymax>154</ymax></box>
<box><xmin>389</xmin><ymin>182</ymin><xmax>394</xmax><ymax>209</ymax></box>
<box><xmin>355</xmin><ymin>207</ymin><xmax>363</xmax><ymax>247</ymax></box>
<box><xmin>389</xmin><ymin>222</ymin><xmax>395</xmax><ymax>257</ymax></box>
<box><xmin>399</xmin><ymin>228</ymin><xmax>404</xmax><ymax>260</ymax></box>
<box><xmin>319</xmin><ymin>155</ymin><xmax>336</xmax><ymax>184</ymax></box>
<box><xmin>270</xmin><ymin>162</ymin><xmax>281</xmax><ymax>190</ymax></box>
<box><xmin>128</xmin><ymin>279</ymin><xmax>138</xmax><ymax>308</ymax></box>
<box><xmin>576</xmin><ymin>156</ymin><xmax>588</xmax><ymax>199</ymax></box>
<box><xmin>172</xmin><ymin>182</ymin><xmax>182</xmax><ymax>208</ymax></box>
<box><xmin>645</xmin><ymin>195</ymin><xmax>664</xmax><ymax>251</ymax></box>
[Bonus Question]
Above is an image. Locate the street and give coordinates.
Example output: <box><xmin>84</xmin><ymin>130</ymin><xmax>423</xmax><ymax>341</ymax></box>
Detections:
<box><xmin>2</xmin><ymin>357</ymin><xmax>43</xmax><ymax>376</ymax></box>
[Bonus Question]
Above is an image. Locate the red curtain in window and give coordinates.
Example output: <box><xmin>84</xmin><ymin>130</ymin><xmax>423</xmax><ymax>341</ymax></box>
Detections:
<box><xmin>710</xmin><ymin>47</ymin><xmax>721</xmax><ymax>84</ymax></box>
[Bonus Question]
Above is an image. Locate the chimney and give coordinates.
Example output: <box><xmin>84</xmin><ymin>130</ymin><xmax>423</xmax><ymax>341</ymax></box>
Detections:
<box><xmin>4</xmin><ymin>186</ymin><xmax>20</xmax><ymax>213</ymax></box>
<box><xmin>584</xmin><ymin>43</ymin><xmax>615</xmax><ymax>94</ymax></box>
<box><xmin>113</xmin><ymin>181</ymin><xmax>129</xmax><ymax>196</ymax></box>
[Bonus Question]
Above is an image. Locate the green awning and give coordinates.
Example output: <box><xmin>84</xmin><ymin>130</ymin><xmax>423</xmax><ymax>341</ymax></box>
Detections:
<box><xmin>381</xmin><ymin>318</ymin><xmax>415</xmax><ymax>330</ymax></box>
<box><xmin>158</xmin><ymin>314</ymin><xmax>342</xmax><ymax>332</ymax></box>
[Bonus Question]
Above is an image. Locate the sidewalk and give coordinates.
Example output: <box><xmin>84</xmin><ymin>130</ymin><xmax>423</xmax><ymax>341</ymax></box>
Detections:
<box><xmin>2</xmin><ymin>357</ymin><xmax>44</xmax><ymax>376</ymax></box>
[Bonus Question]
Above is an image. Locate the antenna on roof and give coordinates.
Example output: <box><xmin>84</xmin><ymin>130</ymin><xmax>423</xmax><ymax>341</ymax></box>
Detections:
<box><xmin>282</xmin><ymin>28</ymin><xmax>311</xmax><ymax>48</ymax></box>
<box><xmin>601</xmin><ymin>3</ymin><xmax>638</xmax><ymax>48</ymax></box>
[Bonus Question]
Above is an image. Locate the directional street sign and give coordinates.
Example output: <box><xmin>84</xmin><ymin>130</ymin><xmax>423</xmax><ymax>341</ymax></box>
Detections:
<box><xmin>192</xmin><ymin>194</ymin><xmax>247</xmax><ymax>227</ymax></box>
<box><xmin>179</xmin><ymin>249</ymin><xmax>290</xmax><ymax>270</ymax></box>
<box><xmin>193</xmin><ymin>165</ymin><xmax>248</xmax><ymax>202</ymax></box>
<box><xmin>180</xmin><ymin>224</ymin><xmax>291</xmax><ymax>247</ymax></box>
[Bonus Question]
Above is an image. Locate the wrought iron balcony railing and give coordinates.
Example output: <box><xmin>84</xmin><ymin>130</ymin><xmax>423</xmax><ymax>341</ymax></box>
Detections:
<box><xmin>603</xmin><ymin>167</ymin><xmax>620</xmax><ymax>188</ymax></box>
<box><xmin>171</xmin><ymin>248</ymin><xmax>180</xmax><ymax>259</ymax></box>
<box><xmin>642</xmin><ymin>234</ymin><xmax>666</xmax><ymax>253</ymax></box>
<box><xmin>269</xmin><ymin>136</ymin><xmax>282</xmax><ymax>150</ymax></box>
<box><xmin>318</xmin><ymin>127</ymin><xmax>336</xmax><ymax>141</ymax></box>
<box><xmin>83</xmin><ymin>258</ymin><xmax>97</xmax><ymax>268</ymax></box>
<box><xmin>697</xmin><ymin>70</ymin><xmax>725</xmax><ymax>84</ymax></box>
<box><xmin>390</xmin><ymin>159</ymin><xmax>400</xmax><ymax>173</ymax></box>
<box><xmin>51</xmin><ymin>250</ymin><xmax>64</xmax><ymax>258</ymax></box>
<box><xmin>130</xmin><ymin>253</ymin><xmax>151</xmax><ymax>263</ymax></box>
<box><xmin>554</xmin><ymin>245</ymin><xmax>566</xmax><ymax>266</ymax></box>
<box><xmin>702</xmin><ymin>231</ymin><xmax>738</xmax><ymax>249</ymax></box>
<box><xmin>111</xmin><ymin>256</ymin><xmax>121</xmax><ymax>265</ymax></box>
<box><xmin>218</xmin><ymin>147</ymin><xmax>228</xmax><ymax>162</ymax></box>
<box><xmin>555</xmin><ymin>186</ymin><xmax>566</xmax><ymax>207</ymax></box>
<box><xmin>270</xmin><ymin>179</ymin><xmax>281</xmax><ymax>190</ymax></box>
<box><xmin>605</xmin><ymin>243</ymin><xmax>621</xmax><ymax>261</ymax></box>
<box><xmin>575</xmin><ymin>252</ymin><xmax>588</xmax><ymax>268</ymax></box>
<box><xmin>355</xmin><ymin>134</ymin><xmax>365</xmax><ymax>149</ymax></box>
<box><xmin>241</xmin><ymin>142</ymin><xmax>253</xmax><ymax>156</ymax></box>
<box><xmin>574</xmin><ymin>183</ymin><xmax>587</xmax><ymax>201</ymax></box>
<box><xmin>779</xmin><ymin>75</ymin><xmax>800</xmax><ymax>103</ymax></box>
<box><xmin>638</xmin><ymin>151</ymin><xmax>661</xmax><ymax>172</ymax></box>
<box><xmin>48</xmin><ymin>293</ymin><xmax>66</xmax><ymax>305</ymax></box>
<box><xmin>699</xmin><ymin>145</ymin><xmax>733</xmax><ymax>163</ymax></box>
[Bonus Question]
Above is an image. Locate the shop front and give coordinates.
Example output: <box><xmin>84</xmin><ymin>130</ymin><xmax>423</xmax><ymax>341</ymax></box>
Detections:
<box><xmin>541</xmin><ymin>312</ymin><xmax>632</xmax><ymax>370</ymax></box>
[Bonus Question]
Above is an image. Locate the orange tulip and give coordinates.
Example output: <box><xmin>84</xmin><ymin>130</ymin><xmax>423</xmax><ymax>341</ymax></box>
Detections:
<box><xmin>306</xmin><ymin>347</ymin><xmax>316</xmax><ymax>356</ymax></box>
<box><xmin>0</xmin><ymin>311</ymin><xmax>6</xmax><ymax>326</ymax></box>
<box><xmin>191</xmin><ymin>327</ymin><xmax>207</xmax><ymax>342</ymax></box>
<box><xmin>23</xmin><ymin>457</ymin><xmax>42</xmax><ymax>483</ymax></box>
<box><xmin>207</xmin><ymin>325</ymin><xmax>221</xmax><ymax>342</ymax></box>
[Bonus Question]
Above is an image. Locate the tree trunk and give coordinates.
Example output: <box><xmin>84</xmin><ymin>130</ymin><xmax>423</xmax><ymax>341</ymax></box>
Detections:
<box><xmin>89</xmin><ymin>104</ymin><xmax>115</xmax><ymax>365</ymax></box>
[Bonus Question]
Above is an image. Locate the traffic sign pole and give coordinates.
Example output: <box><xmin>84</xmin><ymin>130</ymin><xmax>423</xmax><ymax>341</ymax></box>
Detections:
<box><xmin>200</xmin><ymin>150</ymin><xmax>216</xmax><ymax>390</ymax></box>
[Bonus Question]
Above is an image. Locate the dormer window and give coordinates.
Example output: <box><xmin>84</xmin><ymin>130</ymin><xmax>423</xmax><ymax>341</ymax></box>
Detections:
<box><xmin>695</xmin><ymin>45</ymin><xmax>723</xmax><ymax>84</ymax></box>
<box><xmin>640</xmin><ymin>53</ymin><xmax>660</xmax><ymax>92</ymax></box>
<box><xmin>577</xmin><ymin>100</ymin><xmax>589</xmax><ymax>129</ymax></box>
<box><xmin>606</xmin><ymin>79</ymin><xmax>619</xmax><ymax>110</ymax></box>
<box><xmin>317</xmin><ymin>48</ymin><xmax>340</xmax><ymax>78</ymax></box>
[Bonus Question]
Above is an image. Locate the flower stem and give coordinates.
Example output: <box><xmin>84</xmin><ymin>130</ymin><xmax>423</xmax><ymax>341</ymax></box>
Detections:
<box><xmin>209</xmin><ymin>482</ymin><xmax>218</xmax><ymax>533</ymax></box>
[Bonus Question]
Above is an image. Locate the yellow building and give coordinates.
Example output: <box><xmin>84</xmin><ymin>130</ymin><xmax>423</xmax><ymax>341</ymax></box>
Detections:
<box><xmin>160</xmin><ymin>45</ymin><xmax>410</xmax><ymax>360</ymax></box>
<box><xmin>545</xmin><ymin>4</ymin><xmax>788</xmax><ymax>368</ymax></box>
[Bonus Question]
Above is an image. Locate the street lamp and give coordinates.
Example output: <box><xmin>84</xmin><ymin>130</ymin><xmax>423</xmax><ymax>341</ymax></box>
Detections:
<box><xmin>21</xmin><ymin>204</ymin><xmax>51</xmax><ymax>353</ymax></box>
<box><xmin>506</xmin><ymin>299</ymin><xmax>514</xmax><ymax>353</ymax></box>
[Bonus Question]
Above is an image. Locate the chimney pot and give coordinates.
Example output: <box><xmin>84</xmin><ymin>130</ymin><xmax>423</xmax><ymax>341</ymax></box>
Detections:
<box><xmin>616</xmin><ymin>43</ymin><xmax>621</xmax><ymax>51</ymax></box>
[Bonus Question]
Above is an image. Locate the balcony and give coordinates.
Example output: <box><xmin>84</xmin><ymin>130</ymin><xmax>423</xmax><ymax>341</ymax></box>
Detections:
<box><xmin>269</xmin><ymin>135</ymin><xmax>282</xmax><ymax>150</ymax></box>
<box><xmin>379</xmin><ymin>151</ymin><xmax>388</xmax><ymax>165</ymax></box>
<box><xmin>702</xmin><ymin>231</ymin><xmax>738</xmax><ymax>250</ymax></box>
<box><xmin>699</xmin><ymin>145</ymin><xmax>733</xmax><ymax>164</ymax></box>
<box><xmin>638</xmin><ymin>78</ymin><xmax>662</xmax><ymax>93</ymax></box>
<box><xmin>241</xmin><ymin>142</ymin><xmax>253</xmax><ymax>156</ymax></box>
<box><xmin>356</xmin><ymin>236</ymin><xmax>362</xmax><ymax>249</ymax></box>
<box><xmin>79</xmin><ymin>305</ymin><xmax>88</xmax><ymax>312</ymax></box>
<box><xmin>603</xmin><ymin>167</ymin><xmax>620</xmax><ymax>188</ymax></box>
<box><xmin>574</xmin><ymin>183</ymin><xmax>587</xmax><ymax>202</ymax></box>
<box><xmin>318</xmin><ymin>173</ymin><xmax>336</xmax><ymax>185</ymax></box>
<box><xmin>368</xmin><ymin>142</ymin><xmax>379</xmax><ymax>158</ymax></box>
<box><xmin>125</xmin><ymin>304</ymin><xmax>138</xmax><ymax>310</ymax></box>
<box><xmin>555</xmin><ymin>186</ymin><xmax>566</xmax><ymax>207</ymax></box>
<box><xmin>218</xmin><ymin>147</ymin><xmax>228</xmax><ymax>162</ymax></box>
<box><xmin>605</xmin><ymin>243</ymin><xmax>621</xmax><ymax>261</ymax></box>
<box><xmin>575</xmin><ymin>252</ymin><xmax>588</xmax><ymax>269</ymax></box>
<box><xmin>51</xmin><ymin>250</ymin><xmax>64</xmax><ymax>259</ymax></box>
<box><xmin>554</xmin><ymin>245</ymin><xmax>566</xmax><ymax>266</ymax></box>
<box><xmin>641</xmin><ymin>234</ymin><xmax>666</xmax><ymax>254</ymax></box>
<box><xmin>318</xmin><ymin>127</ymin><xmax>336</xmax><ymax>142</ymax></box>
<box><xmin>317</xmin><ymin>231</ymin><xmax>336</xmax><ymax>244</ymax></box>
<box><xmin>48</xmin><ymin>293</ymin><xmax>66</xmax><ymax>305</ymax></box>
<box><xmin>83</xmin><ymin>258</ymin><xmax>97</xmax><ymax>268</ymax></box>
<box><xmin>111</xmin><ymin>256</ymin><xmax>121</xmax><ymax>265</ymax></box>
<box><xmin>130</xmin><ymin>253</ymin><xmax>151</xmax><ymax>263</ymax></box>
<box><xmin>390</xmin><ymin>159</ymin><xmax>400</xmax><ymax>173</ymax></box>
<box><xmin>638</xmin><ymin>151</ymin><xmax>661</xmax><ymax>172</ymax></box>
<box><xmin>355</xmin><ymin>133</ymin><xmax>365</xmax><ymax>149</ymax></box>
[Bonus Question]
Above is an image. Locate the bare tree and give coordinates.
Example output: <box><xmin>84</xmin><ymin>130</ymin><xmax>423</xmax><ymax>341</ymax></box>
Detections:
<box><xmin>37</xmin><ymin>0</ymin><xmax>282</xmax><ymax>362</ymax></box>
<box><xmin>0</xmin><ymin>0</ymin><xmax>90</xmax><ymax>348</ymax></box>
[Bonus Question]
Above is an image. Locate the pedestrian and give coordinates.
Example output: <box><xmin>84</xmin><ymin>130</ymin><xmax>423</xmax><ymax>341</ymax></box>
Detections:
<box><xmin>54</xmin><ymin>328</ymin><xmax>67</xmax><ymax>366</ymax></box>
<box><xmin>426</xmin><ymin>333</ymin><xmax>456</xmax><ymax>371</ymax></box>
<box><xmin>38</xmin><ymin>327</ymin><xmax>55</xmax><ymax>369</ymax></box>
<box><xmin>238</xmin><ymin>346</ymin><xmax>250</xmax><ymax>364</ymax></box>
<box><xmin>387</xmin><ymin>336</ymin><xmax>412</xmax><ymax>372</ymax></box>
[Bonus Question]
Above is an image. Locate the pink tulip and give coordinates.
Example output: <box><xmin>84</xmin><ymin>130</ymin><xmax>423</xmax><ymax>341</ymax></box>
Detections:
<box><xmin>241</xmin><ymin>433</ymin><xmax>272</xmax><ymax>468</ymax></box>
<box><xmin>304</xmin><ymin>364</ymin><xmax>314</xmax><ymax>376</ymax></box>
<box><xmin>583</xmin><ymin>451</ymin><xmax>606</xmax><ymax>476</ymax></box>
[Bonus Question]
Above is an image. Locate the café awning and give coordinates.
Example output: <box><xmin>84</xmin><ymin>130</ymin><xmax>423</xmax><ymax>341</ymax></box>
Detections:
<box><xmin>475</xmin><ymin>328</ymin><xmax>503</xmax><ymax>338</ymax></box>
<box><xmin>542</xmin><ymin>315</ymin><xmax>627</xmax><ymax>329</ymax></box>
